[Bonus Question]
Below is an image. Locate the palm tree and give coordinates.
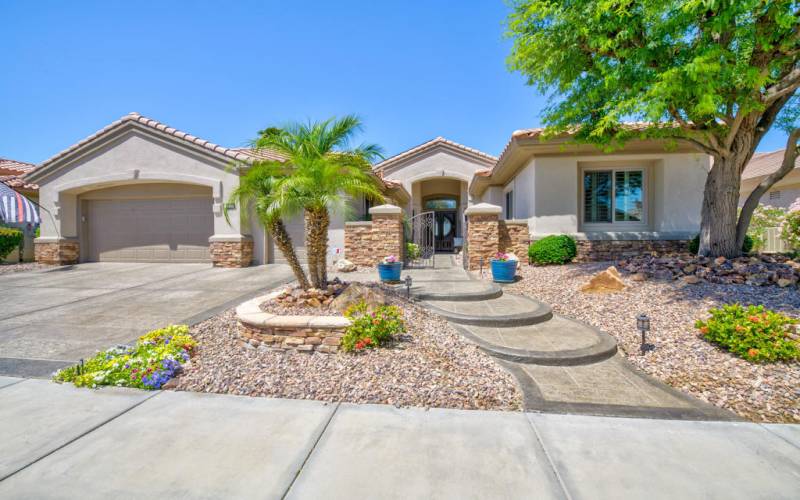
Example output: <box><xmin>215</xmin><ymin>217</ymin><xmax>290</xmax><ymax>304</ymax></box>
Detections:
<box><xmin>225</xmin><ymin>161</ymin><xmax>310</xmax><ymax>289</ymax></box>
<box><xmin>256</xmin><ymin>116</ymin><xmax>385</xmax><ymax>289</ymax></box>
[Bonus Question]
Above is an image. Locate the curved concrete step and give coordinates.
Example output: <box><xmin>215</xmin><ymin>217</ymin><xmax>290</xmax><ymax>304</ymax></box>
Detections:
<box><xmin>407</xmin><ymin>281</ymin><xmax>503</xmax><ymax>301</ymax></box>
<box><xmin>452</xmin><ymin>315</ymin><xmax>618</xmax><ymax>366</ymax></box>
<box><xmin>424</xmin><ymin>294</ymin><xmax>552</xmax><ymax>327</ymax></box>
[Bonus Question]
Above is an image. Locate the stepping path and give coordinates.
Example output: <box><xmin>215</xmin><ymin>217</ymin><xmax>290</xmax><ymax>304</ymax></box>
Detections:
<box><xmin>366</xmin><ymin>255</ymin><xmax>736</xmax><ymax>421</ymax></box>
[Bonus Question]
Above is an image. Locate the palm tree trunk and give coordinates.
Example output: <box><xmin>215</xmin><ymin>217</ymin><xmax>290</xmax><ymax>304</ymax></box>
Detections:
<box><xmin>268</xmin><ymin>218</ymin><xmax>310</xmax><ymax>289</ymax></box>
<box><xmin>305</xmin><ymin>208</ymin><xmax>329</xmax><ymax>288</ymax></box>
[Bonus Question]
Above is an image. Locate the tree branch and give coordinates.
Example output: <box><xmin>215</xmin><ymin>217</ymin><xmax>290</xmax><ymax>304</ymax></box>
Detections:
<box><xmin>736</xmin><ymin>127</ymin><xmax>800</xmax><ymax>247</ymax></box>
<box><xmin>765</xmin><ymin>67</ymin><xmax>800</xmax><ymax>103</ymax></box>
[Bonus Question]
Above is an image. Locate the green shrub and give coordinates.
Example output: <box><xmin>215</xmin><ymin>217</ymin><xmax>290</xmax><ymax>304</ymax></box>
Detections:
<box><xmin>53</xmin><ymin>325</ymin><xmax>196</xmax><ymax>389</ymax></box>
<box><xmin>746</xmin><ymin>205</ymin><xmax>787</xmax><ymax>251</ymax></box>
<box><xmin>782</xmin><ymin>210</ymin><xmax>800</xmax><ymax>250</ymax></box>
<box><xmin>695</xmin><ymin>304</ymin><xmax>799</xmax><ymax>363</ymax></box>
<box><xmin>528</xmin><ymin>235</ymin><xmax>577</xmax><ymax>265</ymax></box>
<box><xmin>406</xmin><ymin>242</ymin><xmax>421</xmax><ymax>261</ymax></box>
<box><xmin>688</xmin><ymin>234</ymin><xmax>753</xmax><ymax>254</ymax></box>
<box><xmin>0</xmin><ymin>227</ymin><xmax>23</xmax><ymax>260</ymax></box>
<box><xmin>341</xmin><ymin>300</ymin><xmax>405</xmax><ymax>352</ymax></box>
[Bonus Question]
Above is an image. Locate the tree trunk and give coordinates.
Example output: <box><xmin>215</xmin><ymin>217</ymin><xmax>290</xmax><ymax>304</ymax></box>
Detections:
<box><xmin>698</xmin><ymin>154</ymin><xmax>745</xmax><ymax>258</ymax></box>
<box><xmin>268</xmin><ymin>218</ymin><xmax>310</xmax><ymax>289</ymax></box>
<box><xmin>305</xmin><ymin>208</ymin><xmax>329</xmax><ymax>289</ymax></box>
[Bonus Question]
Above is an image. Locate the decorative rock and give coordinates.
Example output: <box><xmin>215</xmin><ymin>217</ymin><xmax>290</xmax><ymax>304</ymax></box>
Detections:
<box><xmin>307</xmin><ymin>297</ymin><xmax>322</xmax><ymax>308</ymax></box>
<box><xmin>330</xmin><ymin>283</ymin><xmax>387</xmax><ymax>313</ymax></box>
<box><xmin>654</xmin><ymin>269</ymin><xmax>674</xmax><ymax>281</ymax></box>
<box><xmin>335</xmin><ymin>258</ymin><xmax>357</xmax><ymax>272</ymax></box>
<box><xmin>683</xmin><ymin>275</ymin><xmax>701</xmax><ymax>285</ymax></box>
<box><xmin>778</xmin><ymin>278</ymin><xmax>794</xmax><ymax>288</ymax></box>
<box><xmin>580</xmin><ymin>266</ymin><xmax>627</xmax><ymax>293</ymax></box>
<box><xmin>714</xmin><ymin>256</ymin><xmax>727</xmax><ymax>266</ymax></box>
<box><xmin>631</xmin><ymin>272</ymin><xmax>648</xmax><ymax>282</ymax></box>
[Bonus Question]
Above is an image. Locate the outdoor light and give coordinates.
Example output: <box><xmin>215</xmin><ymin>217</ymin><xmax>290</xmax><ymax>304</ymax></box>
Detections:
<box><xmin>637</xmin><ymin>314</ymin><xmax>651</xmax><ymax>355</ymax></box>
<box><xmin>404</xmin><ymin>275</ymin><xmax>413</xmax><ymax>299</ymax></box>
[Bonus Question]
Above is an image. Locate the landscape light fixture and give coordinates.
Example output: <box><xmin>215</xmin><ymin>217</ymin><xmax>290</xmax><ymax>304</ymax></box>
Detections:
<box><xmin>637</xmin><ymin>314</ymin><xmax>651</xmax><ymax>355</ymax></box>
<box><xmin>404</xmin><ymin>275</ymin><xmax>412</xmax><ymax>299</ymax></box>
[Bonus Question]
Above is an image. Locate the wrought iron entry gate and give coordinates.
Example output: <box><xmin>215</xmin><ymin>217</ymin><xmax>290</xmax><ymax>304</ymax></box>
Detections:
<box><xmin>405</xmin><ymin>211</ymin><xmax>435</xmax><ymax>268</ymax></box>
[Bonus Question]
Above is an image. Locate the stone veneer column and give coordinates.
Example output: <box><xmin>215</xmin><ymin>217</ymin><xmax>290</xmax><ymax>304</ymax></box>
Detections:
<box><xmin>464</xmin><ymin>203</ymin><xmax>502</xmax><ymax>271</ymax></box>
<box><xmin>34</xmin><ymin>238</ymin><xmax>80</xmax><ymax>265</ymax></box>
<box><xmin>209</xmin><ymin>235</ymin><xmax>253</xmax><ymax>268</ymax></box>
<box><xmin>367</xmin><ymin>204</ymin><xmax>404</xmax><ymax>264</ymax></box>
<box><xmin>344</xmin><ymin>204</ymin><xmax>404</xmax><ymax>266</ymax></box>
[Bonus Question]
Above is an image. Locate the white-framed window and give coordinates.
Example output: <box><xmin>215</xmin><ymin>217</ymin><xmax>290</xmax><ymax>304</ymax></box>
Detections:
<box><xmin>582</xmin><ymin>167</ymin><xmax>646</xmax><ymax>227</ymax></box>
<box><xmin>505</xmin><ymin>190</ymin><xmax>514</xmax><ymax>219</ymax></box>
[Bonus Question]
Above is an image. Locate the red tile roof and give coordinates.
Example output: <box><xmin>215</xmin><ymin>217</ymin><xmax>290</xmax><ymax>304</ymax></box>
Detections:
<box><xmin>0</xmin><ymin>158</ymin><xmax>38</xmax><ymax>191</ymax></box>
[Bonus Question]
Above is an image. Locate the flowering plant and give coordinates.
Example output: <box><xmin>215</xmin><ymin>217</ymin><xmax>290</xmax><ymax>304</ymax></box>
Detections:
<box><xmin>341</xmin><ymin>300</ymin><xmax>405</xmax><ymax>352</ymax></box>
<box><xmin>493</xmin><ymin>252</ymin><xmax>510</xmax><ymax>262</ymax></box>
<box><xmin>53</xmin><ymin>325</ymin><xmax>196</xmax><ymax>389</ymax></box>
<box><xmin>695</xmin><ymin>304</ymin><xmax>799</xmax><ymax>363</ymax></box>
<box><xmin>382</xmin><ymin>255</ymin><xmax>399</xmax><ymax>264</ymax></box>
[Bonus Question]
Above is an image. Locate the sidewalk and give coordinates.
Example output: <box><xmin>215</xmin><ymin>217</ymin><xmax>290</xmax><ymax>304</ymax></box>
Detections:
<box><xmin>1</xmin><ymin>377</ymin><xmax>798</xmax><ymax>499</ymax></box>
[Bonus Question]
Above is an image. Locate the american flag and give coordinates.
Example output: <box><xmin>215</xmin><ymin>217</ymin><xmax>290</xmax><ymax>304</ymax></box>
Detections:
<box><xmin>0</xmin><ymin>181</ymin><xmax>39</xmax><ymax>224</ymax></box>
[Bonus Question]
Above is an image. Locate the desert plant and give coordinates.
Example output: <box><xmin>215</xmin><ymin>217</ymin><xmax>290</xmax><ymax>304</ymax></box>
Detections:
<box><xmin>695</xmin><ymin>304</ymin><xmax>799</xmax><ymax>363</ymax></box>
<box><xmin>406</xmin><ymin>242</ymin><xmax>421</xmax><ymax>261</ymax></box>
<box><xmin>341</xmin><ymin>300</ymin><xmax>405</xmax><ymax>352</ymax></box>
<box><xmin>53</xmin><ymin>325</ymin><xmax>196</xmax><ymax>389</ymax></box>
<box><xmin>528</xmin><ymin>235</ymin><xmax>577</xmax><ymax>265</ymax></box>
<box><xmin>254</xmin><ymin>116</ymin><xmax>386</xmax><ymax>288</ymax></box>
<box><xmin>689</xmin><ymin>234</ymin><xmax>753</xmax><ymax>255</ymax></box>
<box><xmin>0</xmin><ymin>227</ymin><xmax>23</xmax><ymax>260</ymax></box>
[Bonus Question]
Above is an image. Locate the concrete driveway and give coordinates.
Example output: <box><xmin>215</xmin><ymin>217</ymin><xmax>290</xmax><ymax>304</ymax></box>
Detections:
<box><xmin>0</xmin><ymin>263</ymin><xmax>294</xmax><ymax>377</ymax></box>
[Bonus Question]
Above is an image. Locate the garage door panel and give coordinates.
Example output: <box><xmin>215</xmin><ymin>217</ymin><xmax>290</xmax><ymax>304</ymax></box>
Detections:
<box><xmin>87</xmin><ymin>197</ymin><xmax>213</xmax><ymax>263</ymax></box>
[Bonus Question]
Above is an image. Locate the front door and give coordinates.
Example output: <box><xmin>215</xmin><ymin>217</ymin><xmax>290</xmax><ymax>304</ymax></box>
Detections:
<box><xmin>434</xmin><ymin>210</ymin><xmax>456</xmax><ymax>252</ymax></box>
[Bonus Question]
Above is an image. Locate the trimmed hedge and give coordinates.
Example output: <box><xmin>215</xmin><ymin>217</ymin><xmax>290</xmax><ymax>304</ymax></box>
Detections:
<box><xmin>688</xmin><ymin>234</ymin><xmax>753</xmax><ymax>255</ymax></box>
<box><xmin>0</xmin><ymin>227</ymin><xmax>23</xmax><ymax>260</ymax></box>
<box><xmin>528</xmin><ymin>235</ymin><xmax>577</xmax><ymax>265</ymax></box>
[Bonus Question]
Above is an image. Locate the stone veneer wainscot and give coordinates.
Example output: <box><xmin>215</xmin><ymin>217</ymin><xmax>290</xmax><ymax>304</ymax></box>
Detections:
<box><xmin>34</xmin><ymin>238</ymin><xmax>80</xmax><ymax>265</ymax></box>
<box><xmin>210</xmin><ymin>236</ymin><xmax>253</xmax><ymax>268</ymax></box>
<box><xmin>236</xmin><ymin>291</ymin><xmax>350</xmax><ymax>353</ymax></box>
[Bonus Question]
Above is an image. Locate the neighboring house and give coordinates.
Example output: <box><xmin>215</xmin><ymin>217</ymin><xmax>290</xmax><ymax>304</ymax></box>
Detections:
<box><xmin>739</xmin><ymin>149</ymin><xmax>800</xmax><ymax>209</ymax></box>
<box><xmin>25</xmin><ymin>112</ymin><xmax>407</xmax><ymax>267</ymax></box>
<box><xmin>469</xmin><ymin>129</ymin><xmax>710</xmax><ymax>259</ymax></box>
<box><xmin>1</xmin><ymin>158</ymin><xmax>39</xmax><ymax>262</ymax></box>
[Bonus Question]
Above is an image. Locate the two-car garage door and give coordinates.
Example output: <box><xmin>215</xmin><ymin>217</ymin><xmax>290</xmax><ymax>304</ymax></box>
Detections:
<box><xmin>86</xmin><ymin>197</ymin><xmax>214</xmax><ymax>263</ymax></box>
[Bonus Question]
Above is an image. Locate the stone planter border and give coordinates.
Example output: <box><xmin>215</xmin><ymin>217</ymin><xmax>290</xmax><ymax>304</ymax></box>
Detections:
<box><xmin>235</xmin><ymin>290</ymin><xmax>351</xmax><ymax>353</ymax></box>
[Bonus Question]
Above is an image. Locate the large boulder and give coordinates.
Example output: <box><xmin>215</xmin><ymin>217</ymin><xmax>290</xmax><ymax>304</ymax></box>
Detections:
<box><xmin>330</xmin><ymin>283</ymin><xmax>387</xmax><ymax>313</ymax></box>
<box><xmin>580</xmin><ymin>266</ymin><xmax>626</xmax><ymax>293</ymax></box>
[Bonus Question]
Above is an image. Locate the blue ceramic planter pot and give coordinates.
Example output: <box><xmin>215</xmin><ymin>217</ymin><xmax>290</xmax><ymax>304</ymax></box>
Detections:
<box><xmin>377</xmin><ymin>262</ymin><xmax>402</xmax><ymax>282</ymax></box>
<box><xmin>490</xmin><ymin>259</ymin><xmax>516</xmax><ymax>283</ymax></box>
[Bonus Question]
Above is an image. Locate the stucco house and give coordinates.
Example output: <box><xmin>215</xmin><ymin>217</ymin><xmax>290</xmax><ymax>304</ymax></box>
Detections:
<box><xmin>469</xmin><ymin>129</ymin><xmax>711</xmax><ymax>260</ymax></box>
<box><xmin>738</xmin><ymin>149</ymin><xmax>800</xmax><ymax>209</ymax></box>
<box><xmin>26</xmin><ymin>112</ymin><xmax>714</xmax><ymax>268</ymax></box>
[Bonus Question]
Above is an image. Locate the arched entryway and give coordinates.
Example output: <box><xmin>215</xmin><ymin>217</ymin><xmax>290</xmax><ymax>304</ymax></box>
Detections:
<box><xmin>412</xmin><ymin>177</ymin><xmax>468</xmax><ymax>253</ymax></box>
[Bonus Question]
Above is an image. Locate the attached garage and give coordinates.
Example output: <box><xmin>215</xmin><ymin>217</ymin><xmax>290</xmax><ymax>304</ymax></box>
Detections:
<box><xmin>80</xmin><ymin>183</ymin><xmax>214</xmax><ymax>263</ymax></box>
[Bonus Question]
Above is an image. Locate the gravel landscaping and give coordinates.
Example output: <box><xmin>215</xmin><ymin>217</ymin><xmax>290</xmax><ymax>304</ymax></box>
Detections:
<box><xmin>175</xmin><ymin>289</ymin><xmax>522</xmax><ymax>411</ymax></box>
<box><xmin>0</xmin><ymin>262</ymin><xmax>52</xmax><ymax>275</ymax></box>
<box><xmin>500</xmin><ymin>262</ymin><xmax>800</xmax><ymax>423</ymax></box>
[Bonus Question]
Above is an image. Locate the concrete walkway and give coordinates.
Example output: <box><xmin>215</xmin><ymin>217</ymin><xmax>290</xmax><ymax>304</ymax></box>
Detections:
<box><xmin>0</xmin><ymin>378</ymin><xmax>797</xmax><ymax>499</ymax></box>
<box><xmin>337</xmin><ymin>255</ymin><xmax>734</xmax><ymax>420</ymax></box>
<box><xmin>0</xmin><ymin>263</ymin><xmax>294</xmax><ymax>378</ymax></box>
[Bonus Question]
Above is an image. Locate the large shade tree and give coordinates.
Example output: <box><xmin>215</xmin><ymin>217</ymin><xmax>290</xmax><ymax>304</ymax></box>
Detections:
<box><xmin>507</xmin><ymin>0</ymin><xmax>800</xmax><ymax>257</ymax></box>
<box><xmin>255</xmin><ymin>116</ymin><xmax>385</xmax><ymax>288</ymax></box>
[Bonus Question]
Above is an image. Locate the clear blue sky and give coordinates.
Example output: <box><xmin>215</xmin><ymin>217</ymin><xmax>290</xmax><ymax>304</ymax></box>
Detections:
<box><xmin>1</xmin><ymin>1</ymin><xmax>790</xmax><ymax>164</ymax></box>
